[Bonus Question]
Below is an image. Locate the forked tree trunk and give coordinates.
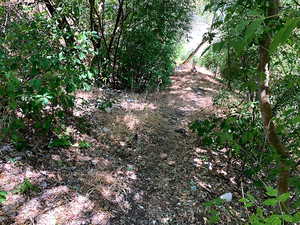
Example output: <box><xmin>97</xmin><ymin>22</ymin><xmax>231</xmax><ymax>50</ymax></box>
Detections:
<box><xmin>258</xmin><ymin>0</ymin><xmax>290</xmax><ymax>198</ymax></box>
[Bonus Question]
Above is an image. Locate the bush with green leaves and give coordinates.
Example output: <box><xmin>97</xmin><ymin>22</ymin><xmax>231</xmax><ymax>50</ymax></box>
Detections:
<box><xmin>0</xmin><ymin>179</ymin><xmax>39</xmax><ymax>204</ymax></box>
<box><xmin>0</xmin><ymin>10</ymin><xmax>94</xmax><ymax>144</ymax></box>
<box><xmin>203</xmin><ymin>186</ymin><xmax>300</xmax><ymax>225</ymax></box>
<box><xmin>89</xmin><ymin>0</ymin><xmax>195</xmax><ymax>91</ymax></box>
<box><xmin>189</xmin><ymin>102</ymin><xmax>274</xmax><ymax>178</ymax></box>
<box><xmin>191</xmin><ymin>89</ymin><xmax>300</xmax><ymax>185</ymax></box>
<box><xmin>15</xmin><ymin>178</ymin><xmax>40</xmax><ymax>195</ymax></box>
<box><xmin>48</xmin><ymin>135</ymin><xmax>73</xmax><ymax>148</ymax></box>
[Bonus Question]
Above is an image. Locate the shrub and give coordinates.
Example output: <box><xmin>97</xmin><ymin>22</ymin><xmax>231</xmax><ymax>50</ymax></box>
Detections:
<box><xmin>0</xmin><ymin>12</ymin><xmax>94</xmax><ymax>143</ymax></box>
<box><xmin>90</xmin><ymin>0</ymin><xmax>194</xmax><ymax>92</ymax></box>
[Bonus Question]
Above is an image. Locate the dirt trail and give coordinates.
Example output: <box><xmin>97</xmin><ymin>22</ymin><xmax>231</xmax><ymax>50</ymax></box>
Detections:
<box><xmin>0</xmin><ymin>69</ymin><xmax>242</xmax><ymax>225</ymax></box>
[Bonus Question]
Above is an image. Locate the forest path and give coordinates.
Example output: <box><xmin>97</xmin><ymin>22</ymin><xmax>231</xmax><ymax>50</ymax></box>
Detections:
<box><xmin>0</xmin><ymin>69</ymin><xmax>242</xmax><ymax>225</ymax></box>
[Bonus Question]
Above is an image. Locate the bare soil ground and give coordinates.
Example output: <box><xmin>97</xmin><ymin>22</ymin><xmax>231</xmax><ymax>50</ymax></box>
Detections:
<box><xmin>0</xmin><ymin>68</ymin><xmax>247</xmax><ymax>225</ymax></box>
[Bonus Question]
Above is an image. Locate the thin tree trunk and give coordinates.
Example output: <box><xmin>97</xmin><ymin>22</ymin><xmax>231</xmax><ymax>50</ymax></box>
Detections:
<box><xmin>43</xmin><ymin>0</ymin><xmax>75</xmax><ymax>47</ymax></box>
<box><xmin>108</xmin><ymin>0</ymin><xmax>124</xmax><ymax>55</ymax></box>
<box><xmin>258</xmin><ymin>0</ymin><xmax>290</xmax><ymax>197</ymax></box>
<box><xmin>180</xmin><ymin>38</ymin><xmax>207</xmax><ymax>66</ymax></box>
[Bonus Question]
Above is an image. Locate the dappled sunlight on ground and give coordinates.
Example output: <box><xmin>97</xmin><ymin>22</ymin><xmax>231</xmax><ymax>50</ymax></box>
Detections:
<box><xmin>120</xmin><ymin>99</ymin><xmax>157</xmax><ymax>111</ymax></box>
<box><xmin>118</xmin><ymin>114</ymin><xmax>141</xmax><ymax>130</ymax></box>
<box><xmin>166</xmin><ymin>72</ymin><xmax>220</xmax><ymax>114</ymax></box>
<box><xmin>0</xmin><ymin>68</ymin><xmax>245</xmax><ymax>224</ymax></box>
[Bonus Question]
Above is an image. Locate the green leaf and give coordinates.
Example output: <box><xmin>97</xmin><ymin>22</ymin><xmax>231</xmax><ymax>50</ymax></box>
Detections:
<box><xmin>212</xmin><ymin>41</ymin><xmax>225</xmax><ymax>53</ymax></box>
<box><xmin>0</xmin><ymin>191</ymin><xmax>8</xmax><ymax>197</ymax></box>
<box><xmin>293</xmin><ymin>212</ymin><xmax>300</xmax><ymax>222</ymax></box>
<box><xmin>79</xmin><ymin>141</ymin><xmax>91</xmax><ymax>149</ymax></box>
<box><xmin>256</xmin><ymin>207</ymin><xmax>264</xmax><ymax>218</ymax></box>
<box><xmin>240</xmin><ymin>196</ymin><xmax>255</xmax><ymax>208</ymax></box>
<box><xmin>203</xmin><ymin>201</ymin><xmax>214</xmax><ymax>207</ymax></box>
<box><xmin>245</xmin><ymin>202</ymin><xmax>254</xmax><ymax>207</ymax></box>
<box><xmin>239</xmin><ymin>197</ymin><xmax>248</xmax><ymax>203</ymax></box>
<box><xmin>292</xmin><ymin>116</ymin><xmax>300</xmax><ymax>124</ymax></box>
<box><xmin>208</xmin><ymin>210</ymin><xmax>220</xmax><ymax>224</ymax></box>
<box><xmin>213</xmin><ymin>198</ymin><xmax>225</xmax><ymax>206</ymax></box>
<box><xmin>270</xmin><ymin>17</ymin><xmax>300</xmax><ymax>53</ymax></box>
<box><xmin>31</xmin><ymin>79</ymin><xmax>42</xmax><ymax>90</ymax></box>
<box><xmin>263</xmin><ymin>198</ymin><xmax>278</xmax><ymax>206</ymax></box>
<box><xmin>235</xmin><ymin>20</ymin><xmax>250</xmax><ymax>33</ymax></box>
<box><xmin>265</xmin><ymin>215</ymin><xmax>281</xmax><ymax>225</ymax></box>
<box><xmin>48</xmin><ymin>135</ymin><xmax>72</xmax><ymax>148</ymax></box>
<box><xmin>266</xmin><ymin>186</ymin><xmax>278</xmax><ymax>197</ymax></box>
<box><xmin>234</xmin><ymin>19</ymin><xmax>263</xmax><ymax>53</ymax></box>
<box><xmin>281</xmin><ymin>214</ymin><xmax>294</xmax><ymax>222</ymax></box>
<box><xmin>16</xmin><ymin>179</ymin><xmax>39</xmax><ymax>194</ymax></box>
<box><xmin>244</xmin><ymin>20</ymin><xmax>262</xmax><ymax>42</ymax></box>
<box><xmin>247</xmin><ymin>193</ymin><xmax>256</xmax><ymax>202</ymax></box>
<box><xmin>292</xmin><ymin>199</ymin><xmax>300</xmax><ymax>208</ymax></box>
<box><xmin>277</xmin><ymin>192</ymin><xmax>290</xmax><ymax>202</ymax></box>
<box><xmin>0</xmin><ymin>190</ymin><xmax>8</xmax><ymax>203</ymax></box>
<box><xmin>249</xmin><ymin>214</ymin><xmax>263</xmax><ymax>225</ymax></box>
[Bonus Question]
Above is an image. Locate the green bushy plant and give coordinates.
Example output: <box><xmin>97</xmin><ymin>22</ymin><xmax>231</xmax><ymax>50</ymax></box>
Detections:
<box><xmin>89</xmin><ymin>0</ymin><xmax>195</xmax><ymax>92</ymax></box>
<box><xmin>15</xmin><ymin>179</ymin><xmax>40</xmax><ymax>194</ymax></box>
<box><xmin>48</xmin><ymin>135</ymin><xmax>73</xmax><ymax>148</ymax></box>
<box><xmin>0</xmin><ymin>12</ymin><xmax>94</xmax><ymax>143</ymax></box>
<box><xmin>199</xmin><ymin>49</ymin><xmax>224</xmax><ymax>74</ymax></box>
<box><xmin>190</xmin><ymin>101</ymin><xmax>272</xmax><ymax>178</ymax></box>
<box><xmin>203</xmin><ymin>186</ymin><xmax>300</xmax><ymax>225</ymax></box>
<box><xmin>197</xmin><ymin>0</ymin><xmax>300</xmax><ymax>223</ymax></box>
<box><xmin>78</xmin><ymin>140</ymin><xmax>92</xmax><ymax>149</ymax></box>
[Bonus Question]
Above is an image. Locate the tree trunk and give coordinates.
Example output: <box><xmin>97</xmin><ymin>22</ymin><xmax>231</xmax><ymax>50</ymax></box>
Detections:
<box><xmin>43</xmin><ymin>0</ymin><xmax>75</xmax><ymax>47</ymax></box>
<box><xmin>258</xmin><ymin>0</ymin><xmax>290</xmax><ymax>198</ymax></box>
<box><xmin>180</xmin><ymin>38</ymin><xmax>207</xmax><ymax>66</ymax></box>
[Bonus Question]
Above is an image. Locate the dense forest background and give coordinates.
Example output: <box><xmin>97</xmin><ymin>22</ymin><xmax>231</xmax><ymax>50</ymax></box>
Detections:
<box><xmin>0</xmin><ymin>0</ymin><xmax>299</xmax><ymax>224</ymax></box>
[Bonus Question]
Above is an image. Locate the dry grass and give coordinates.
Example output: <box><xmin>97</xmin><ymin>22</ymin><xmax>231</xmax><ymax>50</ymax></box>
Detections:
<box><xmin>0</xmin><ymin>68</ymin><xmax>247</xmax><ymax>225</ymax></box>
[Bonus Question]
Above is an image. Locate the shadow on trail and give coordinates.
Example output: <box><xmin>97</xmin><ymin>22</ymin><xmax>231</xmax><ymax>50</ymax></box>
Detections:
<box><xmin>0</xmin><ymin>70</ymin><xmax>239</xmax><ymax>225</ymax></box>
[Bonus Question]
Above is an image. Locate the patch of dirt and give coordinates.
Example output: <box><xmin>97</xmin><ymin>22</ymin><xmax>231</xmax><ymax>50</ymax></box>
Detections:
<box><xmin>0</xmin><ymin>68</ymin><xmax>247</xmax><ymax>225</ymax></box>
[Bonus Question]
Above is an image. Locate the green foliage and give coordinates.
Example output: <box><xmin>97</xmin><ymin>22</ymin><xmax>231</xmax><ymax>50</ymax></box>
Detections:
<box><xmin>97</xmin><ymin>99</ymin><xmax>114</xmax><ymax>112</ymax></box>
<box><xmin>190</xmin><ymin>101</ymin><xmax>273</xmax><ymax>177</ymax></box>
<box><xmin>270</xmin><ymin>17</ymin><xmax>300</xmax><ymax>53</ymax></box>
<box><xmin>78</xmin><ymin>140</ymin><xmax>92</xmax><ymax>149</ymax></box>
<box><xmin>203</xmin><ymin>198</ymin><xmax>224</xmax><ymax>224</ymax></box>
<box><xmin>191</xmin><ymin>86</ymin><xmax>300</xmax><ymax>185</ymax></box>
<box><xmin>89</xmin><ymin>0</ymin><xmax>195</xmax><ymax>91</ymax></box>
<box><xmin>0</xmin><ymin>190</ymin><xmax>8</xmax><ymax>204</ymax></box>
<box><xmin>0</xmin><ymin>10</ymin><xmax>94</xmax><ymax>142</ymax></box>
<box><xmin>200</xmin><ymin>0</ymin><xmax>300</xmax><ymax>174</ymax></box>
<box><xmin>0</xmin><ymin>0</ymin><xmax>195</xmax><ymax>144</ymax></box>
<box><xmin>15</xmin><ymin>179</ymin><xmax>40</xmax><ymax>194</ymax></box>
<box><xmin>199</xmin><ymin>50</ymin><xmax>224</xmax><ymax>74</ymax></box>
<box><xmin>241</xmin><ymin>187</ymin><xmax>300</xmax><ymax>225</ymax></box>
<box><xmin>199</xmin><ymin>1</ymin><xmax>300</xmax><ymax>223</ymax></box>
<box><xmin>203</xmin><ymin>187</ymin><xmax>300</xmax><ymax>225</ymax></box>
<box><xmin>48</xmin><ymin>135</ymin><xmax>73</xmax><ymax>148</ymax></box>
<box><xmin>201</xmin><ymin>0</ymin><xmax>299</xmax><ymax>93</ymax></box>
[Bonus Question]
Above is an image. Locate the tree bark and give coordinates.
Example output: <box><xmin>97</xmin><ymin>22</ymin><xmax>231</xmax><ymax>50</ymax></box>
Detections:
<box><xmin>258</xmin><ymin>0</ymin><xmax>290</xmax><ymax>197</ymax></box>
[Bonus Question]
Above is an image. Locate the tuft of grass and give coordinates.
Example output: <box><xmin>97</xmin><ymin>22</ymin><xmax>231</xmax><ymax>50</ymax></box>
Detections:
<box><xmin>48</xmin><ymin>135</ymin><xmax>72</xmax><ymax>148</ymax></box>
<box><xmin>14</xmin><ymin>179</ymin><xmax>40</xmax><ymax>194</ymax></box>
<box><xmin>79</xmin><ymin>140</ymin><xmax>92</xmax><ymax>149</ymax></box>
